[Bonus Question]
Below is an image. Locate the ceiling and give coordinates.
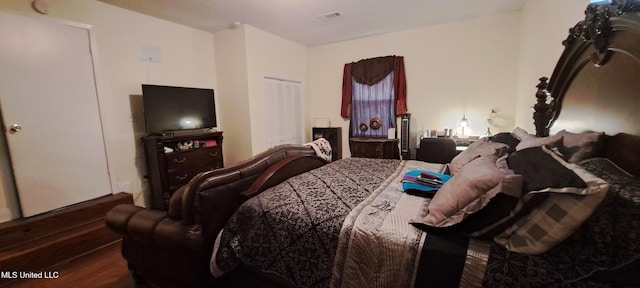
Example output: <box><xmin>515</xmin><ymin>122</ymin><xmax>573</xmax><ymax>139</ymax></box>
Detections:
<box><xmin>98</xmin><ymin>0</ymin><xmax>528</xmax><ymax>47</ymax></box>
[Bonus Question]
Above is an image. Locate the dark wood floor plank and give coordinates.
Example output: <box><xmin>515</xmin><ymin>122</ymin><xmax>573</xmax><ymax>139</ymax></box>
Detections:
<box><xmin>0</xmin><ymin>193</ymin><xmax>132</xmax><ymax>250</ymax></box>
<box><xmin>4</xmin><ymin>241</ymin><xmax>142</xmax><ymax>288</ymax></box>
<box><xmin>0</xmin><ymin>193</ymin><xmax>139</xmax><ymax>288</ymax></box>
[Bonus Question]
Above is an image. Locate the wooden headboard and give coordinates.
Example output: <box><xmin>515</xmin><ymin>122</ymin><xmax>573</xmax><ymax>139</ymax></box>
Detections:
<box><xmin>532</xmin><ymin>0</ymin><xmax>640</xmax><ymax>177</ymax></box>
<box><xmin>533</xmin><ymin>0</ymin><xmax>640</xmax><ymax>137</ymax></box>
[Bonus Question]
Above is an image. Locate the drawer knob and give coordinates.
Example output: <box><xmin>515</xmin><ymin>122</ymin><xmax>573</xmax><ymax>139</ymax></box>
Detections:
<box><xmin>176</xmin><ymin>174</ymin><xmax>188</xmax><ymax>180</ymax></box>
<box><xmin>209</xmin><ymin>152</ymin><xmax>218</xmax><ymax>157</ymax></box>
<box><xmin>173</xmin><ymin>157</ymin><xmax>186</xmax><ymax>164</ymax></box>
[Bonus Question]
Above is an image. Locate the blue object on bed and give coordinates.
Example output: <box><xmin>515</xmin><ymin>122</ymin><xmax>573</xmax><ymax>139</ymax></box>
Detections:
<box><xmin>402</xmin><ymin>170</ymin><xmax>452</xmax><ymax>195</ymax></box>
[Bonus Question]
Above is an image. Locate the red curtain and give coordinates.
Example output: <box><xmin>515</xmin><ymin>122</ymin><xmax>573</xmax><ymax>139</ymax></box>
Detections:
<box><xmin>341</xmin><ymin>55</ymin><xmax>407</xmax><ymax>118</ymax></box>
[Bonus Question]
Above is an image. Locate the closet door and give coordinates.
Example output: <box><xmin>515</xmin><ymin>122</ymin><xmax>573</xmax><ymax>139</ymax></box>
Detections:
<box><xmin>263</xmin><ymin>78</ymin><xmax>303</xmax><ymax>148</ymax></box>
<box><xmin>0</xmin><ymin>12</ymin><xmax>112</xmax><ymax>217</ymax></box>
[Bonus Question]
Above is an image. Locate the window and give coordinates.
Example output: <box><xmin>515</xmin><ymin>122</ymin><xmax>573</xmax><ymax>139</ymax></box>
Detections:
<box><xmin>350</xmin><ymin>73</ymin><xmax>396</xmax><ymax>138</ymax></box>
<box><xmin>341</xmin><ymin>56</ymin><xmax>407</xmax><ymax>138</ymax></box>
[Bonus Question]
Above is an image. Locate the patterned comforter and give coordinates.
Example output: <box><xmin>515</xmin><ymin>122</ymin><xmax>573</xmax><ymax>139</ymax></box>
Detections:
<box><xmin>483</xmin><ymin>157</ymin><xmax>640</xmax><ymax>287</ymax></box>
<box><xmin>211</xmin><ymin>158</ymin><xmax>490</xmax><ymax>287</ymax></box>
<box><xmin>210</xmin><ymin>157</ymin><xmax>640</xmax><ymax>287</ymax></box>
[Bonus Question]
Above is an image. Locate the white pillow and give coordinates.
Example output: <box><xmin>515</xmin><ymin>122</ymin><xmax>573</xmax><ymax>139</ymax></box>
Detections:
<box><xmin>512</xmin><ymin>127</ymin><xmax>562</xmax><ymax>151</ymax></box>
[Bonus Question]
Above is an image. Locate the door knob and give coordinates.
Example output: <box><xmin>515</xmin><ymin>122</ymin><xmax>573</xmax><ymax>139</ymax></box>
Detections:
<box><xmin>9</xmin><ymin>124</ymin><xmax>21</xmax><ymax>133</ymax></box>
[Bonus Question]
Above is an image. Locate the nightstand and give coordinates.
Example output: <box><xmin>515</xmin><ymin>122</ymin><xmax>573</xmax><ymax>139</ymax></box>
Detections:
<box><xmin>312</xmin><ymin>127</ymin><xmax>342</xmax><ymax>160</ymax></box>
<box><xmin>453</xmin><ymin>137</ymin><xmax>477</xmax><ymax>151</ymax></box>
<box><xmin>416</xmin><ymin>138</ymin><xmax>458</xmax><ymax>164</ymax></box>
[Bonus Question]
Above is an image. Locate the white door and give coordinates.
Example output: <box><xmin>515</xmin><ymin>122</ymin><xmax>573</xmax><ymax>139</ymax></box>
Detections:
<box><xmin>0</xmin><ymin>12</ymin><xmax>112</xmax><ymax>217</ymax></box>
<box><xmin>263</xmin><ymin>77</ymin><xmax>304</xmax><ymax>148</ymax></box>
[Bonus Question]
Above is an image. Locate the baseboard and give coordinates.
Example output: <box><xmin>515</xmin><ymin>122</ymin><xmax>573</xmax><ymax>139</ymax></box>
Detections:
<box><xmin>0</xmin><ymin>208</ymin><xmax>12</xmax><ymax>224</ymax></box>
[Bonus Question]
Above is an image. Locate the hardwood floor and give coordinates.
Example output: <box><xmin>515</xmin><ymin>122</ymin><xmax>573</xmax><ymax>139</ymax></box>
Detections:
<box><xmin>0</xmin><ymin>193</ymin><xmax>137</xmax><ymax>288</ymax></box>
<box><xmin>4</xmin><ymin>241</ymin><xmax>143</xmax><ymax>288</ymax></box>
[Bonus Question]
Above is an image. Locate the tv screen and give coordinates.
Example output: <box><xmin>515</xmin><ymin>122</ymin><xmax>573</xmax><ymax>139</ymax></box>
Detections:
<box><xmin>142</xmin><ymin>84</ymin><xmax>216</xmax><ymax>135</ymax></box>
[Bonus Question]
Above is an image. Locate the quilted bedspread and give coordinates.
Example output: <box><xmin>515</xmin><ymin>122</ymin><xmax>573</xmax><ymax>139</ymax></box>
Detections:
<box><xmin>211</xmin><ymin>158</ymin><xmax>490</xmax><ymax>288</ymax></box>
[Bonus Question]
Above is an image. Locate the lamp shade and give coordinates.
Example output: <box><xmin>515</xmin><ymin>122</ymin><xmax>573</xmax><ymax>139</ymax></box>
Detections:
<box><xmin>459</xmin><ymin>114</ymin><xmax>469</xmax><ymax>127</ymax></box>
<box><xmin>459</xmin><ymin>114</ymin><xmax>469</xmax><ymax>137</ymax></box>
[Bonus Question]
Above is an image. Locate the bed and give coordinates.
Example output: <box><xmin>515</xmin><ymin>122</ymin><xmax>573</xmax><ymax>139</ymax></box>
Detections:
<box><xmin>106</xmin><ymin>1</ymin><xmax>640</xmax><ymax>287</ymax></box>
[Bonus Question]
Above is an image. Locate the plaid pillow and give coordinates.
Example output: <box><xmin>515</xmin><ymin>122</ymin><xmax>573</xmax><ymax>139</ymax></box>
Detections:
<box><xmin>494</xmin><ymin>146</ymin><xmax>609</xmax><ymax>255</ymax></box>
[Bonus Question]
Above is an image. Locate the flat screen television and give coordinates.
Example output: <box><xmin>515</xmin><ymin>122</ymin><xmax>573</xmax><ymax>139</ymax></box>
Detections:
<box><xmin>142</xmin><ymin>84</ymin><xmax>217</xmax><ymax>135</ymax></box>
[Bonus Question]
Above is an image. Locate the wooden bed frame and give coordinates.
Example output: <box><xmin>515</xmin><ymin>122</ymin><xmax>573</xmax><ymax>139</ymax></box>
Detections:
<box><xmin>106</xmin><ymin>1</ymin><xmax>640</xmax><ymax>287</ymax></box>
<box><xmin>532</xmin><ymin>0</ymin><xmax>640</xmax><ymax>177</ymax></box>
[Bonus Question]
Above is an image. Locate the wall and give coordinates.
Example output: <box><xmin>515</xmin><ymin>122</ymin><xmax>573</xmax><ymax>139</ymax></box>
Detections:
<box><xmin>213</xmin><ymin>26</ymin><xmax>253</xmax><ymax>165</ymax></box>
<box><xmin>244</xmin><ymin>25</ymin><xmax>308</xmax><ymax>155</ymax></box>
<box><xmin>0</xmin><ymin>0</ymin><xmax>217</xmax><ymax>215</ymax></box>
<box><xmin>514</xmin><ymin>0</ymin><xmax>588</xmax><ymax>132</ymax></box>
<box><xmin>0</xmin><ymin>123</ymin><xmax>17</xmax><ymax>221</ymax></box>
<box><xmin>308</xmin><ymin>12</ymin><xmax>522</xmax><ymax>157</ymax></box>
<box><xmin>213</xmin><ymin>24</ymin><xmax>308</xmax><ymax>164</ymax></box>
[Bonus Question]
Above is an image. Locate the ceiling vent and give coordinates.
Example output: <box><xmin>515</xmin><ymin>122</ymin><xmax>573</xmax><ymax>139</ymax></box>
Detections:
<box><xmin>319</xmin><ymin>12</ymin><xmax>341</xmax><ymax>20</ymax></box>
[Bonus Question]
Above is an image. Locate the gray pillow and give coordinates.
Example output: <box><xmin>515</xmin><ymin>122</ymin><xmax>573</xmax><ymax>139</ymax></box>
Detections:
<box><xmin>556</xmin><ymin>129</ymin><xmax>604</xmax><ymax>163</ymax></box>
<box><xmin>412</xmin><ymin>154</ymin><xmax>522</xmax><ymax>228</ymax></box>
<box><xmin>448</xmin><ymin>138</ymin><xmax>507</xmax><ymax>176</ymax></box>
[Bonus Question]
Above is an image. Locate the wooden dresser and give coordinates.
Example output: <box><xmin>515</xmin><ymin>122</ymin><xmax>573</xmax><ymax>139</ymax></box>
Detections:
<box><xmin>349</xmin><ymin>138</ymin><xmax>400</xmax><ymax>159</ymax></box>
<box><xmin>143</xmin><ymin>131</ymin><xmax>223</xmax><ymax>210</ymax></box>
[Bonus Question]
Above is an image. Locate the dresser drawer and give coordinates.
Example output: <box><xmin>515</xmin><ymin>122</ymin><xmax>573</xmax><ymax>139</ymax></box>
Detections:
<box><xmin>165</xmin><ymin>147</ymin><xmax>221</xmax><ymax>170</ymax></box>
<box><xmin>143</xmin><ymin>131</ymin><xmax>224</xmax><ymax>210</ymax></box>
<box><xmin>349</xmin><ymin>138</ymin><xmax>399</xmax><ymax>159</ymax></box>
<box><xmin>353</xmin><ymin>144</ymin><xmax>382</xmax><ymax>158</ymax></box>
<box><xmin>167</xmin><ymin>163</ymin><xmax>219</xmax><ymax>190</ymax></box>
